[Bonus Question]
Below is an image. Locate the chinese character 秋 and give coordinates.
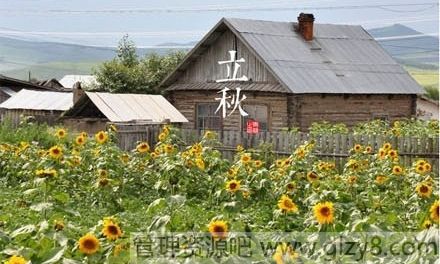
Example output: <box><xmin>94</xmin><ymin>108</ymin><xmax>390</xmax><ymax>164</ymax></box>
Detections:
<box><xmin>215</xmin><ymin>87</ymin><xmax>248</xmax><ymax>118</ymax></box>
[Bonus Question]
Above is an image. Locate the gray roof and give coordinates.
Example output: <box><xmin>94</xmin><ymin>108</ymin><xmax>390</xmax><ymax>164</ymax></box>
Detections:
<box><xmin>0</xmin><ymin>89</ymin><xmax>73</xmax><ymax>111</ymax></box>
<box><xmin>167</xmin><ymin>82</ymin><xmax>286</xmax><ymax>93</ymax></box>
<box><xmin>81</xmin><ymin>92</ymin><xmax>188</xmax><ymax>123</ymax></box>
<box><xmin>163</xmin><ymin>18</ymin><xmax>423</xmax><ymax>94</ymax></box>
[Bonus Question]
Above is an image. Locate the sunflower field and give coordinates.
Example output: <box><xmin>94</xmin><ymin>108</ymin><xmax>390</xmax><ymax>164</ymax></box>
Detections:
<box><xmin>0</xmin><ymin>123</ymin><xmax>438</xmax><ymax>263</ymax></box>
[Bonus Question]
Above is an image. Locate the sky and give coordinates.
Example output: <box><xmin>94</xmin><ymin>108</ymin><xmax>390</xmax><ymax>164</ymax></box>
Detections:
<box><xmin>0</xmin><ymin>0</ymin><xmax>438</xmax><ymax>47</ymax></box>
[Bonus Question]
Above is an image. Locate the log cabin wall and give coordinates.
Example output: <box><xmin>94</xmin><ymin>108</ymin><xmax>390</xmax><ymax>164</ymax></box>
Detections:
<box><xmin>168</xmin><ymin>90</ymin><xmax>288</xmax><ymax>131</ymax></box>
<box><xmin>176</xmin><ymin>30</ymin><xmax>278</xmax><ymax>83</ymax></box>
<box><xmin>288</xmin><ymin>94</ymin><xmax>416</xmax><ymax>130</ymax></box>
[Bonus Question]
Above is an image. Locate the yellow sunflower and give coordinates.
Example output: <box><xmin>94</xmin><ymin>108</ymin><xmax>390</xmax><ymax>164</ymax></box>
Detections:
<box><xmin>353</xmin><ymin>144</ymin><xmax>362</xmax><ymax>152</ymax></box>
<box><xmin>95</xmin><ymin>131</ymin><xmax>108</xmax><ymax>144</ymax></box>
<box><xmin>54</xmin><ymin>219</ymin><xmax>65</xmax><ymax>231</ymax></box>
<box><xmin>102</xmin><ymin>220</ymin><xmax>123</xmax><ymax>240</ymax></box>
<box><xmin>49</xmin><ymin>145</ymin><xmax>63</xmax><ymax>159</ymax></box>
<box><xmin>195</xmin><ymin>158</ymin><xmax>205</xmax><ymax>170</ymax></box>
<box><xmin>242</xmin><ymin>190</ymin><xmax>250</xmax><ymax>199</ymax></box>
<box><xmin>375</xmin><ymin>175</ymin><xmax>387</xmax><ymax>185</ymax></box>
<box><xmin>388</xmin><ymin>149</ymin><xmax>398</xmax><ymax>158</ymax></box>
<box><xmin>429</xmin><ymin>200</ymin><xmax>439</xmax><ymax>223</ymax></box>
<box><xmin>5</xmin><ymin>255</ymin><xmax>27</xmax><ymax>264</ymax></box>
<box><xmin>415</xmin><ymin>164</ymin><xmax>426</xmax><ymax>174</ymax></box>
<box><xmin>236</xmin><ymin>144</ymin><xmax>244</xmax><ymax>152</ymax></box>
<box><xmin>55</xmin><ymin>128</ymin><xmax>67</xmax><ymax>139</ymax></box>
<box><xmin>80</xmin><ymin>132</ymin><xmax>88</xmax><ymax>138</ymax></box>
<box><xmin>424</xmin><ymin>163</ymin><xmax>432</xmax><ymax>173</ymax></box>
<box><xmin>75</xmin><ymin>135</ymin><xmax>86</xmax><ymax>145</ymax></box>
<box><xmin>98</xmin><ymin>169</ymin><xmax>108</xmax><ymax>178</ymax></box>
<box><xmin>422</xmin><ymin>219</ymin><xmax>433</xmax><ymax>229</ymax></box>
<box><xmin>277</xmin><ymin>195</ymin><xmax>299</xmax><ymax>213</ymax></box>
<box><xmin>273</xmin><ymin>243</ymin><xmax>299</xmax><ymax>264</ymax></box>
<box><xmin>313</xmin><ymin>202</ymin><xmax>334</xmax><ymax>225</ymax></box>
<box><xmin>347</xmin><ymin>175</ymin><xmax>357</xmax><ymax>185</ymax></box>
<box><xmin>240</xmin><ymin>153</ymin><xmax>251</xmax><ymax>164</ymax></box>
<box><xmin>378</xmin><ymin>148</ymin><xmax>387</xmax><ymax>159</ymax></box>
<box><xmin>227</xmin><ymin>167</ymin><xmax>238</xmax><ymax>178</ymax></box>
<box><xmin>78</xmin><ymin>233</ymin><xmax>100</xmax><ymax>255</ymax></box>
<box><xmin>136</xmin><ymin>142</ymin><xmax>150</xmax><ymax>153</ymax></box>
<box><xmin>254</xmin><ymin>160</ymin><xmax>263</xmax><ymax>168</ymax></box>
<box><xmin>226</xmin><ymin>180</ymin><xmax>241</xmax><ymax>193</ymax></box>
<box><xmin>307</xmin><ymin>171</ymin><xmax>319</xmax><ymax>182</ymax></box>
<box><xmin>158</xmin><ymin>132</ymin><xmax>167</xmax><ymax>142</ymax></box>
<box><xmin>165</xmin><ymin>144</ymin><xmax>174</xmax><ymax>154</ymax></box>
<box><xmin>208</xmin><ymin>220</ymin><xmax>228</xmax><ymax>239</ymax></box>
<box><xmin>286</xmin><ymin>182</ymin><xmax>295</xmax><ymax>192</ymax></box>
<box><xmin>203</xmin><ymin>130</ymin><xmax>215</xmax><ymax>139</ymax></box>
<box><xmin>383</xmin><ymin>142</ymin><xmax>392</xmax><ymax>150</ymax></box>
<box><xmin>416</xmin><ymin>183</ymin><xmax>432</xmax><ymax>198</ymax></box>
<box><xmin>365</xmin><ymin>146</ymin><xmax>372</xmax><ymax>154</ymax></box>
<box><xmin>392</xmin><ymin>165</ymin><xmax>403</xmax><ymax>175</ymax></box>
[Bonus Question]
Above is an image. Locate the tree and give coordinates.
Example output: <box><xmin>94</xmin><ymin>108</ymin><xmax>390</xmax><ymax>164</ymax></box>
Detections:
<box><xmin>93</xmin><ymin>36</ymin><xmax>185</xmax><ymax>94</ymax></box>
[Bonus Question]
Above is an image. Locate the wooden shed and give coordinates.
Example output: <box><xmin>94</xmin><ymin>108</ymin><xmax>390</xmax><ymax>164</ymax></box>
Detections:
<box><xmin>0</xmin><ymin>89</ymin><xmax>73</xmax><ymax>125</ymax></box>
<box><xmin>62</xmin><ymin>91</ymin><xmax>188</xmax><ymax>134</ymax></box>
<box><xmin>161</xmin><ymin>14</ymin><xmax>424</xmax><ymax>132</ymax></box>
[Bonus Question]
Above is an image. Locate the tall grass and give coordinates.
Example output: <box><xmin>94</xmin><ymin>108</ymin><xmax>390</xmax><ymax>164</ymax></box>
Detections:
<box><xmin>0</xmin><ymin>119</ymin><xmax>58</xmax><ymax>148</ymax></box>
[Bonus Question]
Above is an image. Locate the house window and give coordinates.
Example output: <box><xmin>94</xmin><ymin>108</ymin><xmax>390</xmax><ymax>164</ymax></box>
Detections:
<box><xmin>196</xmin><ymin>104</ymin><xmax>222</xmax><ymax>130</ymax></box>
<box><xmin>242</xmin><ymin>105</ymin><xmax>268</xmax><ymax>131</ymax></box>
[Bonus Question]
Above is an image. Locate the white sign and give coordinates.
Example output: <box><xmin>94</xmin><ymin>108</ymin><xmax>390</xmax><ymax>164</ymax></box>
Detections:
<box><xmin>214</xmin><ymin>50</ymin><xmax>249</xmax><ymax>118</ymax></box>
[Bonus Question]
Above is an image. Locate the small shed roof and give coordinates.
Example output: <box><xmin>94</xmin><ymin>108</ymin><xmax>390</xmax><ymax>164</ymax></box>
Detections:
<box><xmin>67</xmin><ymin>92</ymin><xmax>188</xmax><ymax>123</ymax></box>
<box><xmin>0</xmin><ymin>89</ymin><xmax>73</xmax><ymax>111</ymax></box>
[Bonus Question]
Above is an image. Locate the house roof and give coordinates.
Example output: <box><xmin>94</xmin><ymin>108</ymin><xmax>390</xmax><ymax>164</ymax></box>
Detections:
<box><xmin>0</xmin><ymin>74</ymin><xmax>68</xmax><ymax>92</ymax></box>
<box><xmin>59</xmin><ymin>75</ymin><xmax>97</xmax><ymax>88</ymax></box>
<box><xmin>162</xmin><ymin>17</ymin><xmax>424</xmax><ymax>95</ymax></box>
<box><xmin>0</xmin><ymin>89</ymin><xmax>73</xmax><ymax>111</ymax></box>
<box><xmin>65</xmin><ymin>92</ymin><xmax>188</xmax><ymax>123</ymax></box>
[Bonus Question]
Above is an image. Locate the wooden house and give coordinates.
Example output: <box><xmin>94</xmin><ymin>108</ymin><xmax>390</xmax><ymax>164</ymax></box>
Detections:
<box><xmin>161</xmin><ymin>14</ymin><xmax>424</xmax><ymax>132</ymax></box>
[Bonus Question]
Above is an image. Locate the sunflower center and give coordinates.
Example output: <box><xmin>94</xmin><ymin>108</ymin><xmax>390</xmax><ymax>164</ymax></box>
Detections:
<box><xmin>52</xmin><ymin>149</ymin><xmax>60</xmax><ymax>154</ymax></box>
<box><xmin>320</xmin><ymin>207</ymin><xmax>330</xmax><ymax>217</ymax></box>
<box><xmin>284</xmin><ymin>200</ymin><xmax>293</xmax><ymax>209</ymax></box>
<box><xmin>213</xmin><ymin>225</ymin><xmax>225</xmax><ymax>233</ymax></box>
<box><xmin>229</xmin><ymin>183</ymin><xmax>237</xmax><ymax>190</ymax></box>
<box><xmin>107</xmin><ymin>225</ymin><xmax>119</xmax><ymax>235</ymax></box>
<box><xmin>84</xmin><ymin>239</ymin><xmax>97</xmax><ymax>250</ymax></box>
<box><xmin>420</xmin><ymin>185</ymin><xmax>429</xmax><ymax>193</ymax></box>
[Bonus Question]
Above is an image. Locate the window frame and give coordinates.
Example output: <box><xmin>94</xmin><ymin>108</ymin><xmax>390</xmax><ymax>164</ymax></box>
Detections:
<box><xmin>195</xmin><ymin>103</ymin><xmax>223</xmax><ymax>131</ymax></box>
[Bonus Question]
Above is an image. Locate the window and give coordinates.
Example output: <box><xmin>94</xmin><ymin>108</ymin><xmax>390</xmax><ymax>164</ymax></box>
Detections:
<box><xmin>196</xmin><ymin>104</ymin><xmax>222</xmax><ymax>130</ymax></box>
<box><xmin>242</xmin><ymin>105</ymin><xmax>268</xmax><ymax>131</ymax></box>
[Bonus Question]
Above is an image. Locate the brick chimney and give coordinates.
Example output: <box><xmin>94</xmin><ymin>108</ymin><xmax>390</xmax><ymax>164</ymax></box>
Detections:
<box><xmin>297</xmin><ymin>13</ymin><xmax>315</xmax><ymax>41</ymax></box>
<box><xmin>72</xmin><ymin>81</ymin><xmax>85</xmax><ymax>104</ymax></box>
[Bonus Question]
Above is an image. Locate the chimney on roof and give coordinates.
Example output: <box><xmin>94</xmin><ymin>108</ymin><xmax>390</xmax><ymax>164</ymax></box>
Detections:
<box><xmin>297</xmin><ymin>13</ymin><xmax>315</xmax><ymax>41</ymax></box>
<box><xmin>72</xmin><ymin>81</ymin><xmax>84</xmax><ymax>104</ymax></box>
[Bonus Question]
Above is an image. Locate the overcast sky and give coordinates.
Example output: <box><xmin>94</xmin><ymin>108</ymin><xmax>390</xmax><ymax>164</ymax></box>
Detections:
<box><xmin>0</xmin><ymin>0</ymin><xmax>438</xmax><ymax>47</ymax></box>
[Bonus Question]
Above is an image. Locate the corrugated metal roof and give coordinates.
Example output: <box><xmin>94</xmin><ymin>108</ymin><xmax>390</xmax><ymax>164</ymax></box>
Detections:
<box><xmin>85</xmin><ymin>92</ymin><xmax>188</xmax><ymax>123</ymax></box>
<box><xmin>167</xmin><ymin>82</ymin><xmax>288</xmax><ymax>93</ymax></box>
<box><xmin>162</xmin><ymin>18</ymin><xmax>424</xmax><ymax>95</ymax></box>
<box><xmin>0</xmin><ymin>89</ymin><xmax>73</xmax><ymax>111</ymax></box>
<box><xmin>59</xmin><ymin>75</ymin><xmax>97</xmax><ymax>88</ymax></box>
<box><xmin>0</xmin><ymin>86</ymin><xmax>17</xmax><ymax>96</ymax></box>
<box><xmin>224</xmin><ymin>18</ymin><xmax>423</xmax><ymax>94</ymax></box>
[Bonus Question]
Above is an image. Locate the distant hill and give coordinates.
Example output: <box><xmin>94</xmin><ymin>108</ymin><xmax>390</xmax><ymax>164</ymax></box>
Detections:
<box><xmin>367</xmin><ymin>24</ymin><xmax>439</xmax><ymax>70</ymax></box>
<box><xmin>0</xmin><ymin>36</ymin><xmax>187</xmax><ymax>80</ymax></box>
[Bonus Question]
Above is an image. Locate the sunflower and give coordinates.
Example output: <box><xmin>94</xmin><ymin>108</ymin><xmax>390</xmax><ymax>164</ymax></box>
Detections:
<box><xmin>236</xmin><ymin>144</ymin><xmax>244</xmax><ymax>152</ymax></box>
<box><xmin>102</xmin><ymin>220</ymin><xmax>123</xmax><ymax>240</ymax></box>
<box><xmin>98</xmin><ymin>169</ymin><xmax>108</xmax><ymax>178</ymax></box>
<box><xmin>208</xmin><ymin>220</ymin><xmax>228</xmax><ymax>239</ymax></box>
<box><xmin>98</xmin><ymin>177</ymin><xmax>110</xmax><ymax>187</ymax></box>
<box><xmin>242</xmin><ymin>191</ymin><xmax>250</xmax><ymax>199</ymax></box>
<box><xmin>78</xmin><ymin>233</ymin><xmax>100</xmax><ymax>255</ymax></box>
<box><xmin>49</xmin><ymin>145</ymin><xmax>63</xmax><ymax>159</ymax></box>
<box><xmin>95</xmin><ymin>131</ymin><xmax>108</xmax><ymax>144</ymax></box>
<box><xmin>275</xmin><ymin>159</ymin><xmax>284</xmax><ymax>167</ymax></box>
<box><xmin>136</xmin><ymin>142</ymin><xmax>150</xmax><ymax>153</ymax></box>
<box><xmin>80</xmin><ymin>132</ymin><xmax>88</xmax><ymax>138</ymax></box>
<box><xmin>286</xmin><ymin>182</ymin><xmax>295</xmax><ymax>192</ymax></box>
<box><xmin>416</xmin><ymin>183</ymin><xmax>432</xmax><ymax>198</ymax></box>
<box><xmin>113</xmin><ymin>243</ymin><xmax>126</xmax><ymax>256</ymax></box>
<box><xmin>195</xmin><ymin>158</ymin><xmax>205</xmax><ymax>170</ymax></box>
<box><xmin>54</xmin><ymin>219</ymin><xmax>65</xmax><ymax>231</ymax></box>
<box><xmin>240</xmin><ymin>153</ymin><xmax>251</xmax><ymax>164</ymax></box>
<box><xmin>294</xmin><ymin>147</ymin><xmax>306</xmax><ymax>159</ymax></box>
<box><xmin>165</xmin><ymin>144</ymin><xmax>174</xmax><ymax>154</ymax></box>
<box><xmin>378</xmin><ymin>148</ymin><xmax>387</xmax><ymax>159</ymax></box>
<box><xmin>120</xmin><ymin>153</ymin><xmax>129</xmax><ymax>163</ymax></box>
<box><xmin>75</xmin><ymin>135</ymin><xmax>86</xmax><ymax>145</ymax></box>
<box><xmin>55</xmin><ymin>128</ymin><xmax>67</xmax><ymax>139</ymax></box>
<box><xmin>227</xmin><ymin>167</ymin><xmax>238</xmax><ymax>178</ymax></box>
<box><xmin>158</xmin><ymin>132</ymin><xmax>167</xmax><ymax>142</ymax></box>
<box><xmin>313</xmin><ymin>202</ymin><xmax>334</xmax><ymax>225</ymax></box>
<box><xmin>383</xmin><ymin>142</ymin><xmax>392</xmax><ymax>150</ymax></box>
<box><xmin>307</xmin><ymin>171</ymin><xmax>319</xmax><ymax>182</ymax></box>
<box><xmin>347</xmin><ymin>175</ymin><xmax>357</xmax><ymax>185</ymax></box>
<box><xmin>424</xmin><ymin>163</ymin><xmax>432</xmax><ymax>173</ymax></box>
<box><xmin>278</xmin><ymin>195</ymin><xmax>299</xmax><ymax>213</ymax></box>
<box><xmin>5</xmin><ymin>255</ymin><xmax>27</xmax><ymax>264</ymax></box>
<box><xmin>429</xmin><ymin>200</ymin><xmax>439</xmax><ymax>223</ymax></box>
<box><xmin>392</xmin><ymin>165</ymin><xmax>403</xmax><ymax>175</ymax></box>
<box><xmin>273</xmin><ymin>243</ymin><xmax>299</xmax><ymax>264</ymax></box>
<box><xmin>388</xmin><ymin>149</ymin><xmax>398</xmax><ymax>158</ymax></box>
<box><xmin>254</xmin><ymin>160</ymin><xmax>263</xmax><ymax>168</ymax></box>
<box><xmin>150</xmin><ymin>152</ymin><xmax>158</xmax><ymax>159</ymax></box>
<box><xmin>365</xmin><ymin>146</ymin><xmax>372</xmax><ymax>154</ymax></box>
<box><xmin>415</xmin><ymin>164</ymin><xmax>426</xmax><ymax>174</ymax></box>
<box><xmin>204</xmin><ymin>130</ymin><xmax>215</xmax><ymax>139</ymax></box>
<box><xmin>353</xmin><ymin>144</ymin><xmax>362</xmax><ymax>152</ymax></box>
<box><xmin>226</xmin><ymin>180</ymin><xmax>241</xmax><ymax>193</ymax></box>
<box><xmin>375</xmin><ymin>175</ymin><xmax>387</xmax><ymax>185</ymax></box>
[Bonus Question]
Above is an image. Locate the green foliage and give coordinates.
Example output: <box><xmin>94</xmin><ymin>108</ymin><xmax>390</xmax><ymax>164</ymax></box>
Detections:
<box><xmin>425</xmin><ymin>85</ymin><xmax>439</xmax><ymax>100</ymax></box>
<box><xmin>0</xmin><ymin>119</ymin><xmax>57</xmax><ymax>148</ymax></box>
<box><xmin>93</xmin><ymin>36</ymin><xmax>185</xmax><ymax>94</ymax></box>
<box><xmin>309</xmin><ymin>121</ymin><xmax>349</xmax><ymax>136</ymax></box>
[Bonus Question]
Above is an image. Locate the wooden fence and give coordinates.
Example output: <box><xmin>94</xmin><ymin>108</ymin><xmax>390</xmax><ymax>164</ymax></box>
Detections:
<box><xmin>115</xmin><ymin>126</ymin><xmax>439</xmax><ymax>172</ymax></box>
